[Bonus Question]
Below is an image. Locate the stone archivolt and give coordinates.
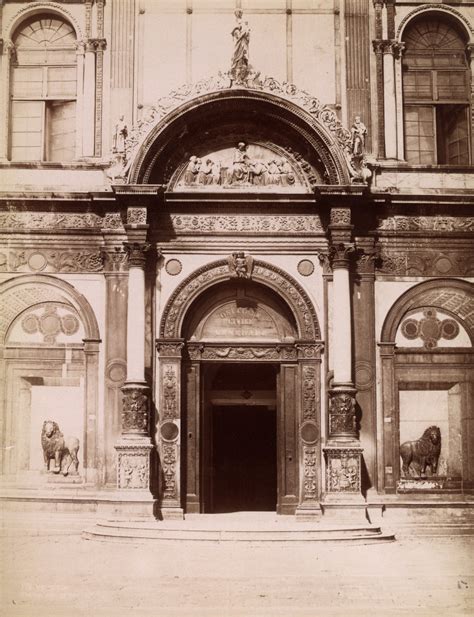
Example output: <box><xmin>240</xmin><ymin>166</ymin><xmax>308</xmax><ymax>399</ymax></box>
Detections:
<box><xmin>160</xmin><ymin>259</ymin><xmax>320</xmax><ymax>341</ymax></box>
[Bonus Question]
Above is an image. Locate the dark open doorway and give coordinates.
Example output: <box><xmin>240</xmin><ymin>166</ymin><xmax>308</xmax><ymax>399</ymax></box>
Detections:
<box><xmin>204</xmin><ymin>363</ymin><xmax>277</xmax><ymax>513</ymax></box>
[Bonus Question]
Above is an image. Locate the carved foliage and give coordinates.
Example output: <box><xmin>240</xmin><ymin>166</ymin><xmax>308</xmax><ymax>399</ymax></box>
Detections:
<box><xmin>377</xmin><ymin>249</ymin><xmax>474</xmax><ymax>277</ymax></box>
<box><xmin>0</xmin><ymin>249</ymin><xmax>103</xmax><ymax>273</ymax></box>
<box><xmin>325</xmin><ymin>449</ymin><xmax>361</xmax><ymax>492</ymax></box>
<box><xmin>123</xmin><ymin>242</ymin><xmax>150</xmax><ymax>268</ymax></box>
<box><xmin>378</xmin><ymin>215</ymin><xmax>474</xmax><ymax>233</ymax></box>
<box><xmin>121</xmin><ymin>387</ymin><xmax>149</xmax><ymax>434</ymax></box>
<box><xmin>162</xmin><ymin>365</ymin><xmax>178</xmax><ymax>420</ymax></box>
<box><xmin>161</xmin><ymin>443</ymin><xmax>177</xmax><ymax>500</ymax></box>
<box><xmin>166</xmin><ymin>214</ymin><xmax>323</xmax><ymax>234</ymax></box>
<box><xmin>303</xmin><ymin>446</ymin><xmax>318</xmax><ymax>501</ymax></box>
<box><xmin>328</xmin><ymin>390</ymin><xmax>357</xmax><ymax>437</ymax></box>
<box><xmin>302</xmin><ymin>365</ymin><xmax>317</xmax><ymax>420</ymax></box>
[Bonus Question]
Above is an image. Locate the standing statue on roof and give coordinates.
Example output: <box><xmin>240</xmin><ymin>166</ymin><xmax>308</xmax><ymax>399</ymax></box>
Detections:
<box><xmin>230</xmin><ymin>10</ymin><xmax>251</xmax><ymax>85</ymax></box>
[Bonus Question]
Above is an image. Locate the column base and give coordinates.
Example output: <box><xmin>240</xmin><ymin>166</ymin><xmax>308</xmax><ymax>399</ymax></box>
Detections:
<box><xmin>295</xmin><ymin>503</ymin><xmax>322</xmax><ymax>522</ymax></box>
<box><xmin>115</xmin><ymin>439</ymin><xmax>153</xmax><ymax>491</ymax></box>
<box><xmin>160</xmin><ymin>506</ymin><xmax>184</xmax><ymax>521</ymax></box>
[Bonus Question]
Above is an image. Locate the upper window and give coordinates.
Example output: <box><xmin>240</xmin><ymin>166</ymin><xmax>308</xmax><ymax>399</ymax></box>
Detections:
<box><xmin>10</xmin><ymin>15</ymin><xmax>77</xmax><ymax>162</ymax></box>
<box><xmin>402</xmin><ymin>16</ymin><xmax>471</xmax><ymax>165</ymax></box>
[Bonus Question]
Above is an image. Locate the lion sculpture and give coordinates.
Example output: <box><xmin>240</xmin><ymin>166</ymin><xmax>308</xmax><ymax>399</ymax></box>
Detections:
<box><xmin>400</xmin><ymin>425</ymin><xmax>441</xmax><ymax>478</ymax></box>
<box><xmin>41</xmin><ymin>420</ymin><xmax>80</xmax><ymax>476</ymax></box>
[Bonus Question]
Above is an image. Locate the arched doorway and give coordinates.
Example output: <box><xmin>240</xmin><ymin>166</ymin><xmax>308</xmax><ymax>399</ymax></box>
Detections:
<box><xmin>156</xmin><ymin>260</ymin><xmax>323</xmax><ymax>517</ymax></box>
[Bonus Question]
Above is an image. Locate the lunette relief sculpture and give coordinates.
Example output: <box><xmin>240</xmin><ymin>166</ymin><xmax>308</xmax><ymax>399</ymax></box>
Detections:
<box><xmin>400</xmin><ymin>426</ymin><xmax>441</xmax><ymax>478</ymax></box>
<box><xmin>41</xmin><ymin>420</ymin><xmax>80</xmax><ymax>476</ymax></box>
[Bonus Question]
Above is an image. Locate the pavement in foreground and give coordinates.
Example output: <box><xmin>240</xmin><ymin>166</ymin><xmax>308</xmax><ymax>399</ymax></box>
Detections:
<box><xmin>0</xmin><ymin>513</ymin><xmax>473</xmax><ymax>617</ymax></box>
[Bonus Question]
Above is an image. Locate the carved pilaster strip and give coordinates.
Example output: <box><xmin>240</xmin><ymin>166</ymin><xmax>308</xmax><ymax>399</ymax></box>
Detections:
<box><xmin>372</xmin><ymin>39</ymin><xmax>385</xmax><ymax>158</ymax></box>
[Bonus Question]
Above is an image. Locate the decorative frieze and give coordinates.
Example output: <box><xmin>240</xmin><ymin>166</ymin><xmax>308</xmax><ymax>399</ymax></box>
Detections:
<box><xmin>0</xmin><ymin>249</ymin><xmax>103</xmax><ymax>273</ymax></box>
<box><xmin>0</xmin><ymin>212</ymin><xmax>103</xmax><ymax>230</ymax></box>
<box><xmin>377</xmin><ymin>215</ymin><xmax>474</xmax><ymax>233</ymax></box>
<box><xmin>186</xmin><ymin>344</ymin><xmax>298</xmax><ymax>362</ymax></box>
<box><xmin>166</xmin><ymin>214</ymin><xmax>323</xmax><ymax>234</ymax></box>
<box><xmin>377</xmin><ymin>249</ymin><xmax>474</xmax><ymax>277</ymax></box>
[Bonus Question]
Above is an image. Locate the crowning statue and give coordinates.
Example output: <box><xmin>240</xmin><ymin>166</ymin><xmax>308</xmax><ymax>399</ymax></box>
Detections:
<box><xmin>230</xmin><ymin>10</ymin><xmax>251</xmax><ymax>85</ymax></box>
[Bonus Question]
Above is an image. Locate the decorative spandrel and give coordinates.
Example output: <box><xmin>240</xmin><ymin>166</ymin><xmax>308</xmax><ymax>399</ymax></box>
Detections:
<box><xmin>172</xmin><ymin>143</ymin><xmax>311</xmax><ymax>192</ymax></box>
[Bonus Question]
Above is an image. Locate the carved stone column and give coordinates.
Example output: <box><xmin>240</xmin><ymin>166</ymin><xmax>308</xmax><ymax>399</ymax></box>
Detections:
<box><xmin>115</xmin><ymin>238</ymin><xmax>153</xmax><ymax>495</ymax></box>
<box><xmin>156</xmin><ymin>340</ymin><xmax>185</xmax><ymax>519</ymax></box>
<box><xmin>102</xmin><ymin>248</ymin><xmax>128</xmax><ymax>486</ymax></box>
<box><xmin>83</xmin><ymin>338</ymin><xmax>101</xmax><ymax>485</ymax></box>
<box><xmin>382</xmin><ymin>40</ymin><xmax>403</xmax><ymax>159</ymax></box>
<box><xmin>323</xmin><ymin>207</ymin><xmax>364</xmax><ymax>505</ymax></box>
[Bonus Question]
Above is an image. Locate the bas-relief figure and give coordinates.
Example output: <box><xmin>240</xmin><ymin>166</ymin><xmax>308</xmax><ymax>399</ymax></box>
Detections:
<box><xmin>400</xmin><ymin>426</ymin><xmax>441</xmax><ymax>478</ymax></box>
<box><xmin>179</xmin><ymin>143</ymin><xmax>299</xmax><ymax>190</ymax></box>
<box><xmin>41</xmin><ymin>420</ymin><xmax>80</xmax><ymax>476</ymax></box>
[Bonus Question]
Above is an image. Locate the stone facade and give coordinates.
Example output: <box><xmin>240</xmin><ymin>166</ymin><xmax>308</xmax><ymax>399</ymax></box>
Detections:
<box><xmin>0</xmin><ymin>1</ymin><xmax>473</xmax><ymax>522</ymax></box>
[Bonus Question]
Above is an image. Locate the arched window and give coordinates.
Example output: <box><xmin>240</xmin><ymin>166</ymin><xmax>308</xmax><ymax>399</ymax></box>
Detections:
<box><xmin>402</xmin><ymin>16</ymin><xmax>471</xmax><ymax>165</ymax></box>
<box><xmin>10</xmin><ymin>14</ymin><xmax>77</xmax><ymax>162</ymax></box>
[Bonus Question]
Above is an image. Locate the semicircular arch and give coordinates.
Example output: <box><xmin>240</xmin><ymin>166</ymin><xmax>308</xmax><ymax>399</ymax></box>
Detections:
<box><xmin>128</xmin><ymin>88</ymin><xmax>352</xmax><ymax>185</ymax></box>
<box><xmin>381</xmin><ymin>279</ymin><xmax>474</xmax><ymax>345</ymax></box>
<box><xmin>160</xmin><ymin>259</ymin><xmax>321</xmax><ymax>341</ymax></box>
<box><xmin>0</xmin><ymin>274</ymin><xmax>100</xmax><ymax>345</ymax></box>
<box><xmin>397</xmin><ymin>4</ymin><xmax>474</xmax><ymax>43</ymax></box>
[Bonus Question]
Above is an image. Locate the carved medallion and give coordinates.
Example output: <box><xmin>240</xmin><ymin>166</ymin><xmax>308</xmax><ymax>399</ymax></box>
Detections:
<box><xmin>400</xmin><ymin>308</ymin><xmax>460</xmax><ymax>349</ymax></box>
<box><xmin>165</xmin><ymin>259</ymin><xmax>183</xmax><ymax>276</ymax></box>
<box><xmin>297</xmin><ymin>260</ymin><xmax>315</xmax><ymax>276</ymax></box>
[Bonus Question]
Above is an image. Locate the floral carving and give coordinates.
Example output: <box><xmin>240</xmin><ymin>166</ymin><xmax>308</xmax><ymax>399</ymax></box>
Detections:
<box><xmin>330</xmin><ymin>208</ymin><xmax>351</xmax><ymax>226</ymax></box>
<box><xmin>162</xmin><ymin>366</ymin><xmax>178</xmax><ymax>419</ymax></box>
<box><xmin>127</xmin><ymin>207</ymin><xmax>147</xmax><ymax>225</ymax></box>
<box><xmin>302</xmin><ymin>366</ymin><xmax>317</xmax><ymax>420</ymax></box>
<box><xmin>378</xmin><ymin>215</ymin><xmax>474</xmax><ymax>232</ymax></box>
<box><xmin>328</xmin><ymin>390</ymin><xmax>357</xmax><ymax>438</ymax></box>
<box><xmin>102</xmin><ymin>248</ymin><xmax>128</xmax><ymax>272</ymax></box>
<box><xmin>123</xmin><ymin>242</ymin><xmax>150</xmax><ymax>268</ymax></box>
<box><xmin>0</xmin><ymin>212</ymin><xmax>102</xmax><ymax>230</ymax></box>
<box><xmin>167</xmin><ymin>214</ymin><xmax>323</xmax><ymax>234</ymax></box>
<box><xmin>121</xmin><ymin>387</ymin><xmax>149</xmax><ymax>434</ymax></box>
<box><xmin>161</xmin><ymin>444</ymin><xmax>177</xmax><ymax>499</ymax></box>
<box><xmin>303</xmin><ymin>446</ymin><xmax>318</xmax><ymax>501</ymax></box>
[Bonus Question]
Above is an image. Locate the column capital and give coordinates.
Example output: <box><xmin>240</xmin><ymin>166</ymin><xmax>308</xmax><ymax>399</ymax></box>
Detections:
<box><xmin>102</xmin><ymin>247</ymin><xmax>129</xmax><ymax>273</ymax></box>
<box><xmin>123</xmin><ymin>241</ymin><xmax>151</xmax><ymax>268</ymax></box>
<box><xmin>331</xmin><ymin>242</ymin><xmax>356</xmax><ymax>269</ymax></box>
<box><xmin>85</xmin><ymin>37</ymin><xmax>107</xmax><ymax>53</ymax></box>
<box><xmin>156</xmin><ymin>339</ymin><xmax>185</xmax><ymax>358</ymax></box>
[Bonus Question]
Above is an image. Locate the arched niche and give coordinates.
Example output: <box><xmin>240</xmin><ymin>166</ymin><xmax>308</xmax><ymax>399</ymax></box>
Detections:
<box><xmin>129</xmin><ymin>90</ymin><xmax>351</xmax><ymax>186</ymax></box>
<box><xmin>0</xmin><ymin>275</ymin><xmax>101</xmax><ymax>484</ymax></box>
<box><xmin>379</xmin><ymin>279</ymin><xmax>474</xmax><ymax>494</ymax></box>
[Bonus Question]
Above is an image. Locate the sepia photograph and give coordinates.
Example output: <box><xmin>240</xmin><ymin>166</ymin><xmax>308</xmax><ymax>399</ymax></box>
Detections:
<box><xmin>0</xmin><ymin>0</ymin><xmax>473</xmax><ymax>615</ymax></box>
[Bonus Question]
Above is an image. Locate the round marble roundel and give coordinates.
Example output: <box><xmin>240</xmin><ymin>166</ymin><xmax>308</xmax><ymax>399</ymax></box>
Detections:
<box><xmin>300</xmin><ymin>421</ymin><xmax>318</xmax><ymax>444</ymax></box>
<box><xmin>160</xmin><ymin>421</ymin><xmax>179</xmax><ymax>442</ymax></box>
<box><xmin>297</xmin><ymin>259</ymin><xmax>314</xmax><ymax>276</ymax></box>
<box><xmin>61</xmin><ymin>313</ymin><xmax>80</xmax><ymax>336</ymax></box>
<box><xmin>28</xmin><ymin>252</ymin><xmax>47</xmax><ymax>271</ymax></box>
<box><xmin>165</xmin><ymin>259</ymin><xmax>183</xmax><ymax>276</ymax></box>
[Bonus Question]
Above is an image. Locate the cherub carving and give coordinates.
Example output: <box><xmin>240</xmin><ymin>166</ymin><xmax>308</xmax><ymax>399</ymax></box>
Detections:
<box><xmin>227</xmin><ymin>252</ymin><xmax>253</xmax><ymax>279</ymax></box>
